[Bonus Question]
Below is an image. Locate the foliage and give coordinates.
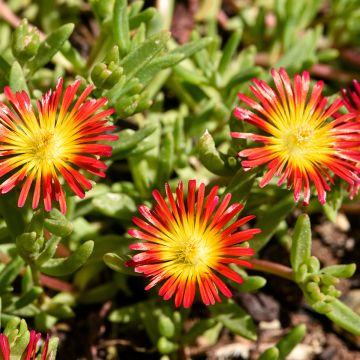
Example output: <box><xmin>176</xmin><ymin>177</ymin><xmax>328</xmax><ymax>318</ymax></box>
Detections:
<box><xmin>0</xmin><ymin>0</ymin><xmax>359</xmax><ymax>358</ymax></box>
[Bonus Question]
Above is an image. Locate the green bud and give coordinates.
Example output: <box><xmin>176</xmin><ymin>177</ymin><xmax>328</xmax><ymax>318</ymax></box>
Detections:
<box><xmin>294</xmin><ymin>263</ymin><xmax>308</xmax><ymax>283</ymax></box>
<box><xmin>321</xmin><ymin>274</ymin><xmax>338</xmax><ymax>287</ymax></box>
<box><xmin>157</xmin><ymin>337</ymin><xmax>178</xmax><ymax>354</ymax></box>
<box><xmin>91</xmin><ymin>62</ymin><xmax>123</xmax><ymax>89</ymax></box>
<box><xmin>91</xmin><ymin>63</ymin><xmax>107</xmax><ymax>85</ymax></box>
<box><xmin>115</xmin><ymin>94</ymin><xmax>140</xmax><ymax>117</ymax></box>
<box><xmin>105</xmin><ymin>46</ymin><xmax>120</xmax><ymax>64</ymax></box>
<box><xmin>26</xmin><ymin>209</ymin><xmax>44</xmax><ymax>234</ymax></box>
<box><xmin>305</xmin><ymin>281</ymin><xmax>324</xmax><ymax>302</ymax></box>
<box><xmin>312</xmin><ymin>301</ymin><xmax>332</xmax><ymax>314</ymax></box>
<box><xmin>307</xmin><ymin>256</ymin><xmax>320</xmax><ymax>273</ymax></box>
<box><xmin>306</xmin><ymin>281</ymin><xmax>319</xmax><ymax>294</ymax></box>
<box><xmin>12</xmin><ymin>19</ymin><xmax>40</xmax><ymax>62</ymax></box>
<box><xmin>44</xmin><ymin>208</ymin><xmax>73</xmax><ymax>237</ymax></box>
<box><xmin>3</xmin><ymin>317</ymin><xmax>21</xmax><ymax>334</ymax></box>
<box><xmin>158</xmin><ymin>315</ymin><xmax>176</xmax><ymax>338</ymax></box>
<box><xmin>322</xmin><ymin>285</ymin><xmax>341</xmax><ymax>298</ymax></box>
<box><xmin>227</xmin><ymin>156</ymin><xmax>238</xmax><ymax>168</ymax></box>
<box><xmin>16</xmin><ymin>232</ymin><xmax>44</xmax><ymax>261</ymax></box>
<box><xmin>104</xmin><ymin>64</ymin><xmax>124</xmax><ymax>88</ymax></box>
<box><xmin>134</xmin><ymin>95</ymin><xmax>152</xmax><ymax>114</ymax></box>
<box><xmin>309</xmin><ymin>274</ymin><xmax>320</xmax><ymax>283</ymax></box>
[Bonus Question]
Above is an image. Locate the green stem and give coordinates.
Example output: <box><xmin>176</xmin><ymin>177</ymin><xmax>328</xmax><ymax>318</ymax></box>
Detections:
<box><xmin>30</xmin><ymin>263</ymin><xmax>41</xmax><ymax>286</ymax></box>
<box><xmin>30</xmin><ymin>263</ymin><xmax>46</xmax><ymax>304</ymax></box>
<box><xmin>251</xmin><ymin>259</ymin><xmax>294</xmax><ymax>282</ymax></box>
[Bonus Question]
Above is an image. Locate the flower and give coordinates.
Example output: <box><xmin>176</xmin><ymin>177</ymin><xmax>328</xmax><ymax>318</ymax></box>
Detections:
<box><xmin>0</xmin><ymin>330</ymin><xmax>54</xmax><ymax>360</ymax></box>
<box><xmin>340</xmin><ymin>80</ymin><xmax>360</xmax><ymax>196</ymax></box>
<box><xmin>0</xmin><ymin>78</ymin><xmax>117</xmax><ymax>213</ymax></box>
<box><xmin>127</xmin><ymin>180</ymin><xmax>259</xmax><ymax>308</ymax></box>
<box><xmin>340</xmin><ymin>80</ymin><xmax>360</xmax><ymax>116</ymax></box>
<box><xmin>231</xmin><ymin>68</ymin><xmax>360</xmax><ymax>204</ymax></box>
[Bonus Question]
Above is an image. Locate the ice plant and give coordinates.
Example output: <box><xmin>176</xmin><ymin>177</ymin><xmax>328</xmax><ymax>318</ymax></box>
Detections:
<box><xmin>340</xmin><ymin>80</ymin><xmax>360</xmax><ymax>117</ymax></box>
<box><xmin>0</xmin><ymin>330</ymin><xmax>52</xmax><ymax>360</ymax></box>
<box><xmin>231</xmin><ymin>68</ymin><xmax>360</xmax><ymax>204</ymax></box>
<box><xmin>0</xmin><ymin>78</ymin><xmax>117</xmax><ymax>213</ymax></box>
<box><xmin>127</xmin><ymin>180</ymin><xmax>259</xmax><ymax>308</ymax></box>
<box><xmin>340</xmin><ymin>80</ymin><xmax>360</xmax><ymax>196</ymax></box>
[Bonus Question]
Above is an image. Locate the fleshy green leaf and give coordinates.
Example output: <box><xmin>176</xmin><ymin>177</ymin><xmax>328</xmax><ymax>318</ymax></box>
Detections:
<box><xmin>9</xmin><ymin>61</ymin><xmax>29</xmax><ymax>93</ymax></box>
<box><xmin>211</xmin><ymin>300</ymin><xmax>257</xmax><ymax>340</ymax></box>
<box><xmin>0</xmin><ymin>257</ymin><xmax>24</xmax><ymax>294</ymax></box>
<box><xmin>198</xmin><ymin>130</ymin><xmax>233</xmax><ymax>176</ymax></box>
<box><xmin>321</xmin><ymin>264</ymin><xmax>356</xmax><ymax>278</ymax></box>
<box><xmin>291</xmin><ymin>214</ymin><xmax>312</xmax><ymax>273</ymax></box>
<box><xmin>27</xmin><ymin>23</ymin><xmax>74</xmax><ymax>74</ymax></box>
<box><xmin>252</xmin><ymin>193</ymin><xmax>295</xmax><ymax>252</ymax></box>
<box><xmin>258</xmin><ymin>347</ymin><xmax>279</xmax><ymax>360</ymax></box>
<box><xmin>111</xmin><ymin>123</ymin><xmax>158</xmax><ymax>159</ymax></box>
<box><xmin>103</xmin><ymin>253</ymin><xmax>136</xmax><ymax>275</ymax></box>
<box><xmin>40</xmin><ymin>241</ymin><xmax>94</xmax><ymax>276</ymax></box>
<box><xmin>276</xmin><ymin>324</ymin><xmax>306</xmax><ymax>360</ymax></box>
<box><xmin>113</xmin><ymin>0</ymin><xmax>130</xmax><ymax>56</ymax></box>
<box><xmin>325</xmin><ymin>299</ymin><xmax>360</xmax><ymax>336</ymax></box>
<box><xmin>92</xmin><ymin>193</ymin><xmax>137</xmax><ymax>219</ymax></box>
<box><xmin>120</xmin><ymin>30</ymin><xmax>170</xmax><ymax>79</ymax></box>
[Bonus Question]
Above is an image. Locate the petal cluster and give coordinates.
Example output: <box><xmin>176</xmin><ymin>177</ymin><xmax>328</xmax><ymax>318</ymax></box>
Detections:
<box><xmin>127</xmin><ymin>180</ymin><xmax>259</xmax><ymax>308</ymax></box>
<box><xmin>231</xmin><ymin>68</ymin><xmax>360</xmax><ymax>204</ymax></box>
<box><xmin>0</xmin><ymin>78</ymin><xmax>117</xmax><ymax>213</ymax></box>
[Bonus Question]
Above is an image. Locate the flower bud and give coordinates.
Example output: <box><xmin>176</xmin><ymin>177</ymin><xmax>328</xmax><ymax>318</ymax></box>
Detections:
<box><xmin>91</xmin><ymin>62</ymin><xmax>123</xmax><ymax>89</ymax></box>
<box><xmin>12</xmin><ymin>19</ymin><xmax>40</xmax><ymax>62</ymax></box>
<box><xmin>16</xmin><ymin>232</ymin><xmax>44</xmax><ymax>262</ymax></box>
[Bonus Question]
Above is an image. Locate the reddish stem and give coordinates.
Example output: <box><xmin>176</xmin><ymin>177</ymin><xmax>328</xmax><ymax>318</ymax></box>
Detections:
<box><xmin>40</xmin><ymin>274</ymin><xmax>75</xmax><ymax>292</ymax></box>
<box><xmin>251</xmin><ymin>259</ymin><xmax>294</xmax><ymax>281</ymax></box>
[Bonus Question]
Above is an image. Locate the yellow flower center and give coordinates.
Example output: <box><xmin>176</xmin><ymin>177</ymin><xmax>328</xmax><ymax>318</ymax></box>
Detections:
<box><xmin>177</xmin><ymin>236</ymin><xmax>207</xmax><ymax>266</ymax></box>
<box><xmin>28</xmin><ymin>130</ymin><xmax>61</xmax><ymax>163</ymax></box>
<box><xmin>284</xmin><ymin>126</ymin><xmax>314</xmax><ymax>156</ymax></box>
<box><xmin>159</xmin><ymin>221</ymin><xmax>220</xmax><ymax>278</ymax></box>
<box><xmin>32</xmin><ymin>130</ymin><xmax>54</xmax><ymax>159</ymax></box>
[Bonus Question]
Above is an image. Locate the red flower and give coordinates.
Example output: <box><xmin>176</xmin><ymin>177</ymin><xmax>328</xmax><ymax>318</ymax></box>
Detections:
<box><xmin>231</xmin><ymin>68</ymin><xmax>360</xmax><ymax>204</ymax></box>
<box><xmin>0</xmin><ymin>78</ymin><xmax>117</xmax><ymax>213</ymax></box>
<box><xmin>127</xmin><ymin>180</ymin><xmax>259</xmax><ymax>308</ymax></box>
<box><xmin>340</xmin><ymin>80</ymin><xmax>360</xmax><ymax>116</ymax></box>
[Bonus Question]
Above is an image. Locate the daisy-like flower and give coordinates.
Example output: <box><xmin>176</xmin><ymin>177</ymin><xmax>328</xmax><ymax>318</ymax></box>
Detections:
<box><xmin>0</xmin><ymin>330</ymin><xmax>54</xmax><ymax>360</ymax></box>
<box><xmin>340</xmin><ymin>80</ymin><xmax>360</xmax><ymax>196</ymax></box>
<box><xmin>340</xmin><ymin>79</ymin><xmax>360</xmax><ymax>116</ymax></box>
<box><xmin>231</xmin><ymin>68</ymin><xmax>360</xmax><ymax>204</ymax></box>
<box><xmin>0</xmin><ymin>78</ymin><xmax>117</xmax><ymax>213</ymax></box>
<box><xmin>127</xmin><ymin>180</ymin><xmax>259</xmax><ymax>308</ymax></box>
